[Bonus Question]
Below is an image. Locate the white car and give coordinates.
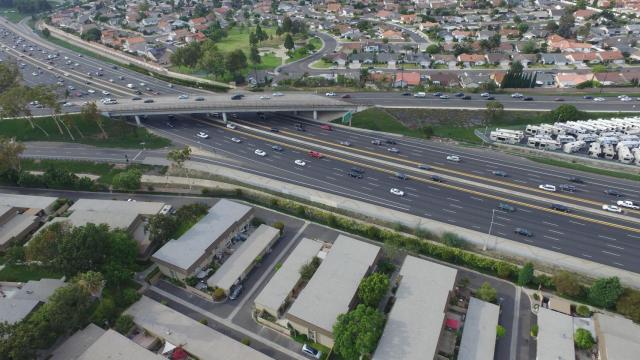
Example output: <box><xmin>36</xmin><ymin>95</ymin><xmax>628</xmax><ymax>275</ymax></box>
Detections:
<box><xmin>31</xmin><ymin>71</ymin><xmax>38</xmax><ymax>76</ymax></box>
<box><xmin>260</xmin><ymin>95</ymin><xmax>271</xmax><ymax>100</ymax></box>
<box><xmin>481</xmin><ymin>92</ymin><xmax>490</xmax><ymax>97</ymax></box>
<box><xmin>272</xmin><ymin>92</ymin><xmax>284</xmax><ymax>97</ymax></box>
<box><xmin>178</xmin><ymin>94</ymin><xmax>189</xmax><ymax>100</ymax></box>
<box><xmin>617</xmin><ymin>200</ymin><xmax>639</xmax><ymax>209</ymax></box>
<box><xmin>294</xmin><ymin>159</ymin><xmax>306</xmax><ymax>166</ymax></box>
<box><xmin>446</xmin><ymin>155</ymin><xmax>461</xmax><ymax>162</ymax></box>
<box><xmin>103</xmin><ymin>99</ymin><xmax>117</xmax><ymax>105</ymax></box>
<box><xmin>87</xmin><ymin>89</ymin><xmax>95</xmax><ymax>94</ymax></box>
<box><xmin>539</xmin><ymin>184</ymin><xmax>557</xmax><ymax>192</ymax></box>
<box><xmin>254</xmin><ymin>149</ymin><xmax>266</xmax><ymax>157</ymax></box>
<box><xmin>62</xmin><ymin>102</ymin><xmax>73</xmax><ymax>107</ymax></box>
<box><xmin>231</xmin><ymin>137</ymin><xmax>242</xmax><ymax>143</ymax></box>
<box><xmin>226</xmin><ymin>123</ymin><xmax>237</xmax><ymax>129</ymax></box>
<box><xmin>439</xmin><ymin>95</ymin><xmax>449</xmax><ymax>99</ymax></box>
<box><xmin>511</xmin><ymin>93</ymin><xmax>523</xmax><ymax>98</ymax></box>
<box><xmin>101</xmin><ymin>90</ymin><xmax>110</xmax><ymax>96</ymax></box>
<box><xmin>621</xmin><ymin>96</ymin><xmax>632</xmax><ymax>102</ymax></box>
<box><xmin>602</xmin><ymin>204</ymin><xmax>623</xmax><ymax>213</ymax></box>
<box><xmin>325</xmin><ymin>92</ymin><xmax>337</xmax><ymax>96</ymax></box>
<box><xmin>390</xmin><ymin>188</ymin><xmax>405</xmax><ymax>196</ymax></box>
<box><xmin>594</xmin><ymin>97</ymin><xmax>605</xmax><ymax>102</ymax></box>
<box><xmin>196</xmin><ymin>132</ymin><xmax>209</xmax><ymax>139</ymax></box>
<box><xmin>302</xmin><ymin>344</ymin><xmax>322</xmax><ymax>359</ymax></box>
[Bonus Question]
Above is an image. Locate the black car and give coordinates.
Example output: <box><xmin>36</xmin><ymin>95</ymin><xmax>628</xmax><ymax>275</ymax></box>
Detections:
<box><xmin>583</xmin><ymin>95</ymin><xmax>593</xmax><ymax>100</ymax></box>
<box><xmin>551</xmin><ymin>204</ymin><xmax>570</xmax><ymax>212</ymax></box>
<box><xmin>131</xmin><ymin>96</ymin><xmax>141</xmax><ymax>101</ymax></box>
<box><xmin>395</xmin><ymin>172</ymin><xmax>408</xmax><ymax>180</ymax></box>
<box><xmin>134</xmin><ymin>90</ymin><xmax>143</xmax><ymax>95</ymax></box>
<box><xmin>350</xmin><ymin>167</ymin><xmax>365</xmax><ymax>174</ymax></box>
<box><xmin>433</xmin><ymin>92</ymin><xmax>443</xmax><ymax>97</ymax></box>
<box><xmin>604</xmin><ymin>189</ymin><xmax>624</xmax><ymax>197</ymax></box>
<box><xmin>295</xmin><ymin>124</ymin><xmax>306</xmax><ymax>131</ymax></box>
<box><xmin>514</xmin><ymin>228</ymin><xmax>533</xmax><ymax>237</ymax></box>
<box><xmin>523</xmin><ymin>97</ymin><xmax>534</xmax><ymax>101</ymax></box>
<box><xmin>454</xmin><ymin>92</ymin><xmax>464</xmax><ymax>97</ymax></box>
<box><xmin>559</xmin><ymin>184</ymin><xmax>576</xmax><ymax>192</ymax></box>
<box><xmin>347</xmin><ymin>171</ymin><xmax>363</xmax><ymax>179</ymax></box>
<box><xmin>486</xmin><ymin>96</ymin><xmax>496</xmax><ymax>100</ymax></box>
<box><xmin>229</xmin><ymin>284</ymin><xmax>243</xmax><ymax>300</ymax></box>
<box><xmin>195</xmin><ymin>97</ymin><xmax>205</xmax><ymax>101</ymax></box>
<box><xmin>568</xmin><ymin>177</ymin><xmax>584</xmax><ymax>183</ymax></box>
<box><xmin>401</xmin><ymin>92</ymin><xmax>412</xmax><ymax>96</ymax></box>
<box><xmin>462</xmin><ymin>95</ymin><xmax>472</xmax><ymax>100</ymax></box>
<box><xmin>143</xmin><ymin>99</ymin><xmax>154</xmax><ymax>103</ymax></box>
<box><xmin>271</xmin><ymin>145</ymin><xmax>283</xmax><ymax>151</ymax></box>
<box><xmin>498</xmin><ymin>203</ymin><xmax>516</xmax><ymax>212</ymax></box>
<box><xmin>385</xmin><ymin>139</ymin><xmax>397</xmax><ymax>145</ymax></box>
<box><xmin>418</xmin><ymin>164</ymin><xmax>431</xmax><ymax>170</ymax></box>
<box><xmin>231</xmin><ymin>94</ymin><xmax>244</xmax><ymax>100</ymax></box>
<box><xmin>431</xmin><ymin>175</ymin><xmax>443</xmax><ymax>182</ymax></box>
<box><xmin>492</xmin><ymin>170</ymin><xmax>508</xmax><ymax>177</ymax></box>
<box><xmin>270</xmin><ymin>127</ymin><xmax>279</xmax><ymax>132</ymax></box>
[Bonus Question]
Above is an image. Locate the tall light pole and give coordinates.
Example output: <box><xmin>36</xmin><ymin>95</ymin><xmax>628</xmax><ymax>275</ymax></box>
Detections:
<box><xmin>485</xmin><ymin>209</ymin><xmax>496</xmax><ymax>251</ymax></box>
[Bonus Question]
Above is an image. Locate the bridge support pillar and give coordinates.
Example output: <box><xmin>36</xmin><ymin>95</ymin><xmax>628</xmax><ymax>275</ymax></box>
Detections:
<box><xmin>313</xmin><ymin>110</ymin><xmax>318</xmax><ymax>120</ymax></box>
<box><xmin>222</xmin><ymin>112</ymin><xmax>228</xmax><ymax>122</ymax></box>
<box><xmin>134</xmin><ymin>115</ymin><xmax>141</xmax><ymax>126</ymax></box>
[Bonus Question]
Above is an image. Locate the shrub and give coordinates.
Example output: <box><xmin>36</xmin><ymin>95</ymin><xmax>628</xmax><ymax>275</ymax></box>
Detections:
<box><xmin>272</xmin><ymin>221</ymin><xmax>285</xmax><ymax>235</ymax></box>
<box><xmin>241</xmin><ymin>337</ymin><xmax>251</xmax><ymax>346</ymax></box>
<box><xmin>476</xmin><ymin>282</ymin><xmax>497</xmax><ymax>303</ymax></box>
<box><xmin>554</xmin><ymin>271</ymin><xmax>582</xmax><ymax>297</ymax></box>
<box><xmin>615</xmin><ymin>289</ymin><xmax>640</xmax><ymax>323</ymax></box>
<box><xmin>496</xmin><ymin>325</ymin><xmax>506</xmax><ymax>338</ymax></box>
<box><xmin>213</xmin><ymin>287</ymin><xmax>226</xmax><ymax>301</ymax></box>
<box><xmin>588</xmin><ymin>277</ymin><xmax>624</xmax><ymax>309</ymax></box>
<box><xmin>574</xmin><ymin>328</ymin><xmax>594</xmax><ymax>349</ymax></box>
<box><xmin>442</xmin><ymin>232</ymin><xmax>466</xmax><ymax>248</ymax></box>
<box><xmin>358</xmin><ymin>273</ymin><xmax>390</xmax><ymax>307</ymax></box>
<box><xmin>199</xmin><ymin>318</ymin><xmax>208</xmax><ymax>325</ymax></box>
<box><xmin>299</xmin><ymin>257</ymin><xmax>321</xmax><ymax>281</ymax></box>
<box><xmin>517</xmin><ymin>262</ymin><xmax>535</xmax><ymax>286</ymax></box>
<box><xmin>116</xmin><ymin>288</ymin><xmax>141</xmax><ymax>308</ymax></box>
<box><xmin>495</xmin><ymin>261</ymin><xmax>516</xmax><ymax>279</ymax></box>
<box><xmin>376</xmin><ymin>258</ymin><xmax>396</xmax><ymax>275</ymax></box>
<box><xmin>576</xmin><ymin>304</ymin><xmax>591</xmax><ymax>317</ymax></box>
<box><xmin>114</xmin><ymin>315</ymin><xmax>134</xmax><ymax>335</ymax></box>
<box><xmin>530</xmin><ymin>324</ymin><xmax>538</xmax><ymax>337</ymax></box>
<box><xmin>251</xmin><ymin>217</ymin><xmax>265</xmax><ymax>227</ymax></box>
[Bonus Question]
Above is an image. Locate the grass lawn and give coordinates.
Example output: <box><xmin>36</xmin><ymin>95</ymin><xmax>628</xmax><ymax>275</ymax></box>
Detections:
<box><xmin>309</xmin><ymin>36</ymin><xmax>322</xmax><ymax>50</ymax></box>
<box><xmin>527</xmin><ymin>157</ymin><xmax>640</xmax><ymax>182</ymax></box>
<box><xmin>257</xmin><ymin>53</ymin><xmax>281</xmax><ymax>69</ymax></box>
<box><xmin>20</xmin><ymin>159</ymin><xmax>160</xmax><ymax>185</ymax></box>
<box><xmin>0</xmin><ymin>115</ymin><xmax>171</xmax><ymax>149</ymax></box>
<box><xmin>216</xmin><ymin>26</ymin><xmax>276</xmax><ymax>55</ymax></box>
<box><xmin>0</xmin><ymin>8</ymin><xmax>27</xmax><ymax>23</ymax></box>
<box><xmin>310</xmin><ymin>60</ymin><xmax>334</xmax><ymax>68</ymax></box>
<box><xmin>0</xmin><ymin>264</ymin><xmax>63</xmax><ymax>282</ymax></box>
<box><xmin>336</xmin><ymin>108</ymin><xmax>427</xmax><ymax>138</ymax></box>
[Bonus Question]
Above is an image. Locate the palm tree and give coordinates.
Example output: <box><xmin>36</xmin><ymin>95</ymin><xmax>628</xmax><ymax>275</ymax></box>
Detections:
<box><xmin>76</xmin><ymin>271</ymin><xmax>105</xmax><ymax>298</ymax></box>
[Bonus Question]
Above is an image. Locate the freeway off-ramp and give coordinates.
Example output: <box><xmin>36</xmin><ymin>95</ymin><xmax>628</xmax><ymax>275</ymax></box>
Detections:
<box><xmin>22</xmin><ymin>113</ymin><xmax>640</xmax><ymax>274</ymax></box>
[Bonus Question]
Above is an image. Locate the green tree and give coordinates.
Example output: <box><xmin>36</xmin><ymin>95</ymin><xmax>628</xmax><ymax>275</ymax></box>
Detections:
<box><xmin>249</xmin><ymin>44</ymin><xmax>261</xmax><ymax>65</ymax></box>
<box><xmin>272</xmin><ymin>221</ymin><xmax>285</xmax><ymax>235</ymax></box>
<box><xmin>576</xmin><ymin>304</ymin><xmax>591</xmax><ymax>317</ymax></box>
<box><xmin>517</xmin><ymin>22</ymin><xmax>529</xmax><ymax>34</ymax></box>
<box><xmin>81</xmin><ymin>28</ymin><xmax>101</xmax><ymax>41</ymax></box>
<box><xmin>42</xmin><ymin>27</ymin><xmax>50</xmax><ymax>37</ymax></box>
<box><xmin>111</xmin><ymin>169</ymin><xmax>142</xmax><ymax>191</ymax></box>
<box><xmin>0</xmin><ymin>137</ymin><xmax>25</xmax><ymax>174</ymax></box>
<box><xmin>553</xmin><ymin>271</ymin><xmax>582</xmax><ymax>297</ymax></box>
<box><xmin>80</xmin><ymin>102</ymin><xmax>107</xmax><ymax>139</ymax></box>
<box><xmin>616</xmin><ymin>289</ymin><xmax>640</xmax><ymax>322</ymax></box>
<box><xmin>520</xmin><ymin>40</ymin><xmax>537</xmax><ymax>54</ymax></box>
<box><xmin>115</xmin><ymin>314</ymin><xmax>135</xmax><ymax>335</ymax></box>
<box><xmin>518</xmin><ymin>262</ymin><xmax>534</xmax><ymax>286</ymax></box>
<box><xmin>476</xmin><ymin>281</ymin><xmax>497</xmax><ymax>303</ymax></box>
<box><xmin>284</xmin><ymin>33</ymin><xmax>295</xmax><ymax>51</ymax></box>
<box><xmin>299</xmin><ymin>257</ymin><xmax>321</xmax><ymax>281</ymax></box>
<box><xmin>546</xmin><ymin>20</ymin><xmax>559</xmax><ymax>32</ymax></box>
<box><xmin>551</xmin><ymin>104</ymin><xmax>582</xmax><ymax>122</ymax></box>
<box><xmin>574</xmin><ymin>328</ymin><xmax>594</xmax><ymax>349</ymax></box>
<box><xmin>167</xmin><ymin>146</ymin><xmax>192</xmax><ymax>171</ymax></box>
<box><xmin>75</xmin><ymin>271</ymin><xmax>105</xmax><ymax>298</ymax></box>
<box><xmin>588</xmin><ymin>277</ymin><xmax>624</xmax><ymax>309</ymax></box>
<box><xmin>485</xmin><ymin>100</ymin><xmax>504</xmax><ymax>122</ymax></box>
<box><xmin>496</xmin><ymin>262</ymin><xmax>515</xmax><ymax>279</ymax></box>
<box><xmin>282</xmin><ymin>16</ymin><xmax>292</xmax><ymax>32</ymax></box>
<box><xmin>0</xmin><ymin>61</ymin><xmax>21</xmax><ymax>93</ymax></box>
<box><xmin>147</xmin><ymin>214</ymin><xmax>177</xmax><ymax>244</ymax></box>
<box><xmin>225</xmin><ymin>49</ymin><xmax>248</xmax><ymax>74</ymax></box>
<box><xmin>558</xmin><ymin>13</ymin><xmax>575</xmax><ymax>38</ymax></box>
<box><xmin>357</xmin><ymin>273</ymin><xmax>390</xmax><ymax>307</ymax></box>
<box><xmin>333</xmin><ymin>304</ymin><xmax>385</xmax><ymax>360</ymax></box>
<box><xmin>426</xmin><ymin>44</ymin><xmax>441</xmax><ymax>54</ymax></box>
<box><xmin>591</xmin><ymin>64</ymin><xmax>608</xmax><ymax>73</ymax></box>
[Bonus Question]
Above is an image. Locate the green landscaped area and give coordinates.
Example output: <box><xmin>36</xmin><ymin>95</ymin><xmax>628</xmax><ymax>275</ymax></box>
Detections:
<box><xmin>20</xmin><ymin>159</ymin><xmax>159</xmax><ymax>185</ymax></box>
<box><xmin>527</xmin><ymin>157</ymin><xmax>640</xmax><ymax>182</ymax></box>
<box><xmin>215</xmin><ymin>26</ymin><xmax>277</xmax><ymax>55</ymax></box>
<box><xmin>308</xmin><ymin>36</ymin><xmax>322</xmax><ymax>50</ymax></box>
<box><xmin>310</xmin><ymin>60</ymin><xmax>334</xmax><ymax>68</ymax></box>
<box><xmin>0</xmin><ymin>8</ymin><xmax>26</xmax><ymax>23</ymax></box>
<box><xmin>0</xmin><ymin>264</ymin><xmax>63</xmax><ymax>282</ymax></box>
<box><xmin>257</xmin><ymin>52</ymin><xmax>281</xmax><ymax>70</ymax></box>
<box><xmin>338</xmin><ymin>108</ymin><xmax>427</xmax><ymax>137</ymax></box>
<box><xmin>0</xmin><ymin>115</ymin><xmax>171</xmax><ymax>149</ymax></box>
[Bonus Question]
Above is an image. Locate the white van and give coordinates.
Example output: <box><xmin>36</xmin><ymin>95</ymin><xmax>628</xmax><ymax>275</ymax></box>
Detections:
<box><xmin>127</xmin><ymin>83</ymin><xmax>135</xmax><ymax>89</ymax></box>
<box><xmin>414</xmin><ymin>92</ymin><xmax>426</xmax><ymax>97</ymax></box>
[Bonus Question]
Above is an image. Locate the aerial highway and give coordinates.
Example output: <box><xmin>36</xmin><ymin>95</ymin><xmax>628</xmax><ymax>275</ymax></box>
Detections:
<box><xmin>76</xmin><ymin>112</ymin><xmax>636</xmax><ymax>273</ymax></box>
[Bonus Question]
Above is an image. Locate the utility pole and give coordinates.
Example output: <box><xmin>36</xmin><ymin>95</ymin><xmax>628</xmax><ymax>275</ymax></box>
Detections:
<box><xmin>485</xmin><ymin>209</ymin><xmax>496</xmax><ymax>251</ymax></box>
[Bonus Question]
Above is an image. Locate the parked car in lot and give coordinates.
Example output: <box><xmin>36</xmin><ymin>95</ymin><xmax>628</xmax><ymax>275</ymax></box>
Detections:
<box><xmin>514</xmin><ymin>228</ymin><xmax>533</xmax><ymax>237</ymax></box>
<box><xmin>617</xmin><ymin>200</ymin><xmax>639</xmax><ymax>209</ymax></box>
<box><xmin>302</xmin><ymin>344</ymin><xmax>322</xmax><ymax>359</ymax></box>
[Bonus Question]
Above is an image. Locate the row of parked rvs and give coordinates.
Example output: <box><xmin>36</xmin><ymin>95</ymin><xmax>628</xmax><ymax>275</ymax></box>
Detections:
<box><xmin>489</xmin><ymin>117</ymin><xmax>640</xmax><ymax>165</ymax></box>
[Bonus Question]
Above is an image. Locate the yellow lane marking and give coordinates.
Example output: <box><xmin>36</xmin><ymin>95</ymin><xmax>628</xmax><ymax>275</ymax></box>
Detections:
<box><xmin>202</xmin><ymin>119</ymin><xmax>640</xmax><ymax>234</ymax></box>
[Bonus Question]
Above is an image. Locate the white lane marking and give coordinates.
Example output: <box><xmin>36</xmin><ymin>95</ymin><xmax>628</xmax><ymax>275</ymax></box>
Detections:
<box><xmin>361</xmin><ymin>187</ymin><xmax>373</xmax><ymax>191</ymax></box>
<box><xmin>602</xmin><ymin>251</ymin><xmax>621</xmax><ymax>257</ymax></box>
<box><xmin>542</xmin><ymin>221</ymin><xmax>558</xmax><ymax>227</ymax></box>
<box><xmin>582</xmin><ymin>254</ymin><xmax>593</xmax><ymax>258</ymax></box>
<box><xmin>442</xmin><ymin>208</ymin><xmax>457</xmax><ymax>214</ymax></box>
<box><xmin>448</xmin><ymin>219</ymin><xmax>456</xmax><ymax>223</ymax></box>
<box><xmin>368</xmin><ymin>177</ymin><xmax>379</xmax><ymax>181</ymax></box>
<box><xmin>614</xmin><ymin>262</ymin><xmax>625</xmax><ymax>267</ymax></box>
<box><xmin>427</xmin><ymin>186</ymin><xmax>441</xmax><ymax>191</ymax></box>
<box><xmin>406</xmin><ymin>187</ymin><xmax>418</xmax><ymax>191</ymax></box>
<box><xmin>332</xmin><ymin>168</ymin><xmax>343</xmax><ymax>172</ymax></box>
<box><xmin>598</xmin><ymin>235</ymin><xmax>617</xmax><ymax>241</ymax></box>
<box><xmin>326</xmin><ymin>176</ymin><xmax>337</xmax><ymax>181</ymax></box>
<box><xmin>470</xmin><ymin>196</ymin><xmax>484</xmax><ymax>202</ymax></box>
<box><xmin>446</xmin><ymin>197</ymin><xmax>460</xmax><ymax>202</ymax></box>
<box><xmin>472</xmin><ymin>225</ymin><xmax>482</xmax><ymax>229</ymax></box>
<box><xmin>548</xmin><ymin>229</ymin><xmax>564</xmax><ymax>235</ymax></box>
<box><xmin>606</xmin><ymin>244</ymin><xmax>625</xmax><ymax>250</ymax></box>
<box><xmin>471</xmin><ymin>170</ymin><xmax>483</xmax><ymax>174</ymax></box>
<box><xmin>519</xmin><ymin>208</ymin><xmax>532</xmax><ymax>213</ymax></box>
<box><xmin>493</xmin><ymin>222</ymin><xmax>505</xmax><ymax>227</ymax></box>
<box><xmin>628</xmin><ymin>234</ymin><xmax>640</xmax><ymax>239</ymax></box>
<box><xmin>450</xmin><ymin>204</ymin><xmax>463</xmax><ymax>209</ymax></box>
<box><xmin>497</xmin><ymin>232</ymin><xmax>507</xmax><ymax>237</ymax></box>
<box><xmin>544</xmin><ymin>235</ymin><xmax>560</xmax><ymax>241</ymax></box>
<box><xmin>367</xmin><ymin>182</ymin><xmax>380</xmax><ymax>187</ymax></box>
<box><xmin>408</xmin><ymin>193</ymin><xmax>419</xmax><ymax>198</ymax></box>
<box><xmin>527</xmin><ymin>173</ymin><xmax>541</xmax><ymax>178</ymax></box>
<box><xmin>512</xmin><ymin>179</ymin><xmax>527</xmax><ymax>184</ymax></box>
<box><xmin>424</xmin><ymin>212</ymin><xmax>432</xmax><ymax>217</ymax></box>
<box><xmin>496</xmin><ymin>216</ymin><xmax>511</xmax><ymax>221</ymax></box>
<box><xmin>552</xmin><ymin>246</ymin><xmax>562</xmax><ymax>250</ymax></box>
<box><xmin>569</xmin><ymin>220</ymin><xmax>586</xmax><ymax>226</ymax></box>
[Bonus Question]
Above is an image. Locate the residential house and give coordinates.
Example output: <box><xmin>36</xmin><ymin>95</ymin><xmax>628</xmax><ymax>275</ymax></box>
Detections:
<box><xmin>574</xmin><ymin>9</ymin><xmax>596</xmax><ymax>22</ymax></box>
<box><xmin>393</xmin><ymin>71</ymin><xmax>421</xmax><ymax>87</ymax></box>
<box><xmin>419</xmin><ymin>22</ymin><xmax>439</xmax><ymax>31</ymax></box>
<box><xmin>457</xmin><ymin>298</ymin><xmax>500</xmax><ymax>360</ymax></box>
<box><xmin>595</xmin><ymin>313</ymin><xmax>640</xmax><ymax>360</ymax></box>
<box><xmin>536</xmin><ymin>308</ymin><xmax>575</xmax><ymax>360</ymax></box>
<box><xmin>0</xmin><ymin>194</ymin><xmax>57</xmax><ymax>249</ymax></box>
<box><xmin>477</xmin><ymin>30</ymin><xmax>496</xmax><ymax>40</ymax></box>
<box><xmin>429</xmin><ymin>72</ymin><xmax>460</xmax><ymax>86</ymax></box>
<box><xmin>381</xmin><ymin>29</ymin><xmax>404</xmax><ymax>41</ymax></box>
<box><xmin>594</xmin><ymin>72</ymin><xmax>628</xmax><ymax>86</ymax></box>
<box><xmin>535</xmin><ymin>72</ymin><xmax>557</xmax><ymax>87</ymax></box>
<box><xmin>460</xmin><ymin>72</ymin><xmax>491</xmax><ymax>88</ymax></box>
<box><xmin>146</xmin><ymin>47</ymin><xmax>171</xmax><ymax>64</ymax></box>
<box><xmin>500</xmin><ymin>28</ymin><xmax>520</xmax><ymax>39</ymax></box>
<box><xmin>597</xmin><ymin>50</ymin><xmax>625</xmax><ymax>64</ymax></box>
<box><xmin>485</xmin><ymin>53</ymin><xmax>511</xmax><ymax>67</ymax></box>
<box><xmin>400</xmin><ymin>14</ymin><xmax>417</xmax><ymax>24</ymax></box>
<box><xmin>457</xmin><ymin>53</ymin><xmax>486</xmax><ymax>66</ymax></box>
<box><xmin>124</xmin><ymin>36</ymin><xmax>147</xmax><ymax>55</ymax></box>
<box><xmin>540</xmin><ymin>53</ymin><xmax>568</xmax><ymax>65</ymax></box>
<box><xmin>565</xmin><ymin>52</ymin><xmax>600</xmax><ymax>64</ymax></box>
<box><xmin>512</xmin><ymin>53</ymin><xmax>536</xmax><ymax>66</ymax></box>
<box><xmin>0</xmin><ymin>278</ymin><xmax>65</xmax><ymax>324</ymax></box>
<box><xmin>555</xmin><ymin>72</ymin><xmax>594</xmax><ymax>87</ymax></box>
<box><xmin>327</xmin><ymin>3</ymin><xmax>342</xmax><ymax>13</ymax></box>
<box><xmin>452</xmin><ymin>29</ymin><xmax>473</xmax><ymax>40</ymax></box>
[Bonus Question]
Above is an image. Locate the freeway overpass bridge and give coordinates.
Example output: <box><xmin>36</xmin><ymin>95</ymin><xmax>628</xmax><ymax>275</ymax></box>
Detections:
<box><xmin>99</xmin><ymin>93</ymin><xmax>358</xmax><ymax>122</ymax></box>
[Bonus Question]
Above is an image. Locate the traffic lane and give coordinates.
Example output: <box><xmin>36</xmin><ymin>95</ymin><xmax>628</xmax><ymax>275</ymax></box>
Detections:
<box><xmin>156</xmin><ymin>117</ymin><xmax>640</xmax><ymax>271</ymax></box>
<box><xmin>234</xmin><ymin>115</ymin><xmax>640</xmax><ymax>213</ymax></box>
<box><xmin>348</xmin><ymin>91</ymin><xmax>637</xmax><ymax>103</ymax></box>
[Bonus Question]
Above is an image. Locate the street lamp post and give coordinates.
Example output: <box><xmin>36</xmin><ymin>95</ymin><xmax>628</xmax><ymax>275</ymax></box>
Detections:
<box><xmin>485</xmin><ymin>209</ymin><xmax>497</xmax><ymax>251</ymax></box>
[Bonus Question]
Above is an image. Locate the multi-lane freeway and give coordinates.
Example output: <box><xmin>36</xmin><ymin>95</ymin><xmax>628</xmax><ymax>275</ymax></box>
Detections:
<box><xmin>80</xmin><ymin>112</ymin><xmax>637</xmax><ymax>273</ymax></box>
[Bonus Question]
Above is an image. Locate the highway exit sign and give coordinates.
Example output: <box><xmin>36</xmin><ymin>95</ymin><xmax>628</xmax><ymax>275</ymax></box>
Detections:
<box><xmin>342</xmin><ymin>111</ymin><xmax>352</xmax><ymax>125</ymax></box>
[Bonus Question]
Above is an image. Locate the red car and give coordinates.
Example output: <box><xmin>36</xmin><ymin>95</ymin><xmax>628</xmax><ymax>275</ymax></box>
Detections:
<box><xmin>320</xmin><ymin>124</ymin><xmax>332</xmax><ymax>131</ymax></box>
<box><xmin>309</xmin><ymin>151</ymin><xmax>323</xmax><ymax>159</ymax></box>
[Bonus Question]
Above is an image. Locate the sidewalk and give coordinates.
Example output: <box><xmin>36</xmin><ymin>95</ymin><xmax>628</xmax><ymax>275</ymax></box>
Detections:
<box><xmin>140</xmin><ymin>157</ymin><xmax>640</xmax><ymax>289</ymax></box>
